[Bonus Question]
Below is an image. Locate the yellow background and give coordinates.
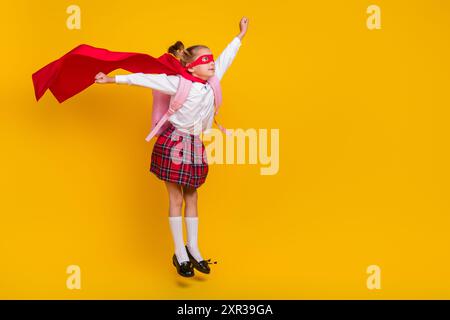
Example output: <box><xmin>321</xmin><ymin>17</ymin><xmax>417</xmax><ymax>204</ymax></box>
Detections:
<box><xmin>1</xmin><ymin>0</ymin><xmax>449</xmax><ymax>299</ymax></box>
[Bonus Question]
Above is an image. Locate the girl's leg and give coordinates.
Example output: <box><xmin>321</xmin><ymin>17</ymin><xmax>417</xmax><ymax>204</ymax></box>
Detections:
<box><xmin>183</xmin><ymin>186</ymin><xmax>204</xmax><ymax>262</ymax></box>
<box><xmin>165</xmin><ymin>181</ymin><xmax>189</xmax><ymax>263</ymax></box>
<box><xmin>165</xmin><ymin>181</ymin><xmax>183</xmax><ymax>217</ymax></box>
<box><xmin>183</xmin><ymin>185</ymin><xmax>198</xmax><ymax>217</ymax></box>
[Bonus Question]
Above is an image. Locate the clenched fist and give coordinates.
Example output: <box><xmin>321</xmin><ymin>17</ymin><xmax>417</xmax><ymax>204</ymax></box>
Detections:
<box><xmin>95</xmin><ymin>72</ymin><xmax>114</xmax><ymax>84</ymax></box>
<box><xmin>239</xmin><ymin>17</ymin><xmax>249</xmax><ymax>34</ymax></box>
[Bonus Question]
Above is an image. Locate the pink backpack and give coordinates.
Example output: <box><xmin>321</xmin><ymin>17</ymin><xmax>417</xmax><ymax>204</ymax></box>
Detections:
<box><xmin>145</xmin><ymin>75</ymin><xmax>230</xmax><ymax>141</ymax></box>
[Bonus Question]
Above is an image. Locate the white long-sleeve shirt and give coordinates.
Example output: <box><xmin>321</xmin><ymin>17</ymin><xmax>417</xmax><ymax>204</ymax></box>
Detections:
<box><xmin>115</xmin><ymin>36</ymin><xmax>242</xmax><ymax>135</ymax></box>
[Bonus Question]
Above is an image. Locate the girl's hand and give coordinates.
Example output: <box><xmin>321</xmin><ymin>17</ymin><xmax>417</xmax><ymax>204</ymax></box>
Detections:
<box><xmin>95</xmin><ymin>72</ymin><xmax>114</xmax><ymax>84</ymax></box>
<box><xmin>239</xmin><ymin>17</ymin><xmax>249</xmax><ymax>35</ymax></box>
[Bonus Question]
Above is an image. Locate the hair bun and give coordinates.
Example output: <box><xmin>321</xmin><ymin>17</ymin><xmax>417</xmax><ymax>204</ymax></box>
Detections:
<box><xmin>168</xmin><ymin>41</ymin><xmax>185</xmax><ymax>57</ymax></box>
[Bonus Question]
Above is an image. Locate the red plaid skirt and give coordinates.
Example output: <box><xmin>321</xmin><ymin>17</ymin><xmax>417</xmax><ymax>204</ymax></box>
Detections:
<box><xmin>150</xmin><ymin>122</ymin><xmax>209</xmax><ymax>189</ymax></box>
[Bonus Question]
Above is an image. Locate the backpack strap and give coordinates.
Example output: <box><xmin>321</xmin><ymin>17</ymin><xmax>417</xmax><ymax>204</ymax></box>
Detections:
<box><xmin>207</xmin><ymin>75</ymin><xmax>222</xmax><ymax>113</ymax></box>
<box><xmin>145</xmin><ymin>75</ymin><xmax>192</xmax><ymax>142</ymax></box>
<box><xmin>208</xmin><ymin>75</ymin><xmax>232</xmax><ymax>136</ymax></box>
<box><xmin>168</xmin><ymin>75</ymin><xmax>192</xmax><ymax>114</ymax></box>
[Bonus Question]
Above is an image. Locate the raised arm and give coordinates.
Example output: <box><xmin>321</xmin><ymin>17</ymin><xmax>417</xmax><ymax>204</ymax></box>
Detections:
<box><xmin>95</xmin><ymin>72</ymin><xmax>179</xmax><ymax>95</ymax></box>
<box><xmin>214</xmin><ymin>17</ymin><xmax>249</xmax><ymax>81</ymax></box>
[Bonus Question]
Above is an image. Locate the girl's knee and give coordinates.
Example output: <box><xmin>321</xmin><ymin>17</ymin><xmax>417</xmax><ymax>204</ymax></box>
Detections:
<box><xmin>182</xmin><ymin>186</ymin><xmax>197</xmax><ymax>202</ymax></box>
<box><xmin>166</xmin><ymin>182</ymin><xmax>183</xmax><ymax>208</ymax></box>
<box><xmin>169</xmin><ymin>193</ymin><xmax>183</xmax><ymax>208</ymax></box>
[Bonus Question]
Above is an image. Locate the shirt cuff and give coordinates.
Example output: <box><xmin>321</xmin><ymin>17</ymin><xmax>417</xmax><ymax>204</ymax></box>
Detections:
<box><xmin>115</xmin><ymin>75</ymin><xmax>127</xmax><ymax>84</ymax></box>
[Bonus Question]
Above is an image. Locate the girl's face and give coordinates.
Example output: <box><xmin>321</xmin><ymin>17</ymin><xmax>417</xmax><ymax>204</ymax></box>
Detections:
<box><xmin>187</xmin><ymin>48</ymin><xmax>215</xmax><ymax>80</ymax></box>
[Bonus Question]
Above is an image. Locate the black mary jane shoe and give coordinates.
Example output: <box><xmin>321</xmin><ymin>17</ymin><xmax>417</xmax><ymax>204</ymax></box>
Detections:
<box><xmin>185</xmin><ymin>246</ymin><xmax>217</xmax><ymax>274</ymax></box>
<box><xmin>172</xmin><ymin>254</ymin><xmax>194</xmax><ymax>277</ymax></box>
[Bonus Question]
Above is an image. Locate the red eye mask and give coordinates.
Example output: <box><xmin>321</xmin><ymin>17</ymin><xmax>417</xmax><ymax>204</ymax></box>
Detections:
<box><xmin>185</xmin><ymin>54</ymin><xmax>214</xmax><ymax>69</ymax></box>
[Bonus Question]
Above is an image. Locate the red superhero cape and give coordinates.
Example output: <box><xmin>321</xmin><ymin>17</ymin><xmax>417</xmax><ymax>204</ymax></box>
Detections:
<box><xmin>32</xmin><ymin>44</ymin><xmax>207</xmax><ymax>103</ymax></box>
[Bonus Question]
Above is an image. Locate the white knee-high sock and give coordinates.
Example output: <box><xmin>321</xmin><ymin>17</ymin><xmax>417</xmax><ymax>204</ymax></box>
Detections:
<box><xmin>185</xmin><ymin>217</ymin><xmax>204</xmax><ymax>262</ymax></box>
<box><xmin>169</xmin><ymin>216</ymin><xmax>189</xmax><ymax>263</ymax></box>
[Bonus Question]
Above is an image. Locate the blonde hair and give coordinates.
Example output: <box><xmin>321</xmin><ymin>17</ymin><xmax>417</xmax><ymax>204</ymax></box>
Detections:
<box><xmin>168</xmin><ymin>41</ymin><xmax>209</xmax><ymax>68</ymax></box>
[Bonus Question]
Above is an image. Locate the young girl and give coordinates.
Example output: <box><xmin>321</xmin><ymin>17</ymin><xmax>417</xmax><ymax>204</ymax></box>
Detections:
<box><xmin>94</xmin><ymin>17</ymin><xmax>249</xmax><ymax>277</ymax></box>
